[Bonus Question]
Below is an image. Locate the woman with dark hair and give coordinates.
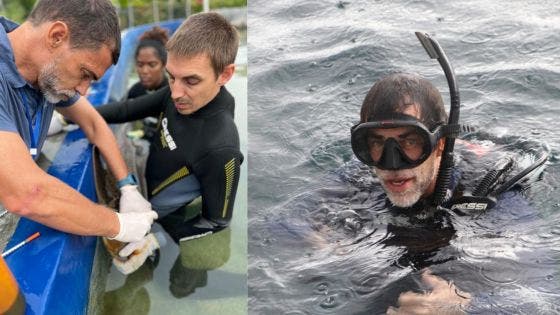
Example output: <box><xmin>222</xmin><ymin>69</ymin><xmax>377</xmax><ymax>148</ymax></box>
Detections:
<box><xmin>128</xmin><ymin>26</ymin><xmax>169</xmax><ymax>99</ymax></box>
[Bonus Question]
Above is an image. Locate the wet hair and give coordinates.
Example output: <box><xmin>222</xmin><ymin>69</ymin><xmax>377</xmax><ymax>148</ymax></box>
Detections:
<box><xmin>166</xmin><ymin>12</ymin><xmax>239</xmax><ymax>77</ymax></box>
<box><xmin>360</xmin><ymin>73</ymin><xmax>447</xmax><ymax>130</ymax></box>
<box><xmin>28</xmin><ymin>0</ymin><xmax>120</xmax><ymax>65</ymax></box>
<box><xmin>136</xmin><ymin>26</ymin><xmax>169</xmax><ymax>64</ymax></box>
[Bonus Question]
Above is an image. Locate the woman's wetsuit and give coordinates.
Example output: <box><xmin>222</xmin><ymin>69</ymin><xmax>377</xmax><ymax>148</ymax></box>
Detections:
<box><xmin>97</xmin><ymin>86</ymin><xmax>243</xmax><ymax>242</ymax></box>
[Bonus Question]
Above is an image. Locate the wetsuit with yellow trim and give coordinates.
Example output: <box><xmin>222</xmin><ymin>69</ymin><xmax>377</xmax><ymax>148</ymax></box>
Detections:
<box><xmin>97</xmin><ymin>86</ymin><xmax>242</xmax><ymax>242</ymax></box>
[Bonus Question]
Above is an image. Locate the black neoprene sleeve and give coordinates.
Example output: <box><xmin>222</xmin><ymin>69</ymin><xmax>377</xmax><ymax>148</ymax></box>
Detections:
<box><xmin>97</xmin><ymin>86</ymin><xmax>169</xmax><ymax>123</ymax></box>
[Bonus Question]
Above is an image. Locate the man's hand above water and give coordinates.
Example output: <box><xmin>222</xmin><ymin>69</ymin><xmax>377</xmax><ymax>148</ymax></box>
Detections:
<box><xmin>386</xmin><ymin>269</ymin><xmax>471</xmax><ymax>315</ymax></box>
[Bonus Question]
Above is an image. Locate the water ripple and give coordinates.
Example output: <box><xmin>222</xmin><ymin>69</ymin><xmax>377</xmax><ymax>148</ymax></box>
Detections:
<box><xmin>478</xmin><ymin>258</ymin><xmax>523</xmax><ymax>285</ymax></box>
<box><xmin>461</xmin><ymin>32</ymin><xmax>495</xmax><ymax>44</ymax></box>
<box><xmin>403</xmin><ymin>0</ymin><xmax>436</xmax><ymax>14</ymax></box>
<box><xmin>310</xmin><ymin>139</ymin><xmax>353</xmax><ymax>170</ymax></box>
<box><xmin>350</xmin><ymin>273</ymin><xmax>384</xmax><ymax>295</ymax></box>
<box><xmin>311</xmin><ymin>288</ymin><xmax>354</xmax><ymax>314</ymax></box>
<box><xmin>271</xmin><ymin>0</ymin><xmax>331</xmax><ymax>19</ymax></box>
<box><xmin>516</xmin><ymin>40</ymin><xmax>557</xmax><ymax>55</ymax></box>
<box><xmin>524</xmin><ymin>73</ymin><xmax>545</xmax><ymax>87</ymax></box>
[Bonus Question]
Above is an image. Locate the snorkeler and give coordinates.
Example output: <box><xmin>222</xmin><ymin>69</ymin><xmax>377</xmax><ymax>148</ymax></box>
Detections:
<box><xmin>351</xmin><ymin>71</ymin><xmax>473</xmax><ymax>313</ymax></box>
<box><xmin>350</xmin><ymin>33</ymin><xmax>547</xmax><ymax>313</ymax></box>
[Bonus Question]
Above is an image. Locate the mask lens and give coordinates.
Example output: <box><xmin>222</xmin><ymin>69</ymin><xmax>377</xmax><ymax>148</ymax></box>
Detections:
<box><xmin>366</xmin><ymin>134</ymin><xmax>385</xmax><ymax>162</ymax></box>
<box><xmin>396</xmin><ymin>131</ymin><xmax>426</xmax><ymax>161</ymax></box>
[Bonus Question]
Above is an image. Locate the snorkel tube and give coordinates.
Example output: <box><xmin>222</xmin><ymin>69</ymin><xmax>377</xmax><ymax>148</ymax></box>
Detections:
<box><xmin>415</xmin><ymin>32</ymin><xmax>460</xmax><ymax>207</ymax></box>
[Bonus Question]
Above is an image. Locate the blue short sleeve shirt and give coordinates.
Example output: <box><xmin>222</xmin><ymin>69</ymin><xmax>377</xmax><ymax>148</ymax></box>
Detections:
<box><xmin>0</xmin><ymin>17</ymin><xmax>79</xmax><ymax>158</ymax></box>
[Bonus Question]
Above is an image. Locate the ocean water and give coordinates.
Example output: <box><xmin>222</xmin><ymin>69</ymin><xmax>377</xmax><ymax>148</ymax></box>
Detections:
<box><xmin>248</xmin><ymin>0</ymin><xmax>560</xmax><ymax>314</ymax></box>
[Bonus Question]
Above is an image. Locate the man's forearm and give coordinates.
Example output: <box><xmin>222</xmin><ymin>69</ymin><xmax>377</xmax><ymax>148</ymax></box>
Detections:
<box><xmin>0</xmin><ymin>131</ymin><xmax>120</xmax><ymax>237</ymax></box>
<box><xmin>6</xmin><ymin>170</ymin><xmax>119</xmax><ymax>238</ymax></box>
<box><xmin>58</xmin><ymin>98</ymin><xmax>129</xmax><ymax>181</ymax></box>
<box><xmin>86</xmin><ymin>116</ymin><xmax>129</xmax><ymax>181</ymax></box>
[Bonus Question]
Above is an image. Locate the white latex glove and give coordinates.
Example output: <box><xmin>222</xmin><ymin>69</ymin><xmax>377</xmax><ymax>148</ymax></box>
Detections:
<box><xmin>119</xmin><ymin>185</ymin><xmax>151</xmax><ymax>213</ymax></box>
<box><xmin>109</xmin><ymin>211</ymin><xmax>158</xmax><ymax>243</ymax></box>
<box><xmin>113</xmin><ymin>232</ymin><xmax>166</xmax><ymax>275</ymax></box>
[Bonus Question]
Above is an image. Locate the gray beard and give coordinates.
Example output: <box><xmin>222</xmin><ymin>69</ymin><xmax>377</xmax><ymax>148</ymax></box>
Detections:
<box><xmin>42</xmin><ymin>88</ymin><xmax>74</xmax><ymax>104</ymax></box>
<box><xmin>374</xmin><ymin>156</ymin><xmax>438</xmax><ymax>208</ymax></box>
<box><xmin>38</xmin><ymin>62</ymin><xmax>76</xmax><ymax>103</ymax></box>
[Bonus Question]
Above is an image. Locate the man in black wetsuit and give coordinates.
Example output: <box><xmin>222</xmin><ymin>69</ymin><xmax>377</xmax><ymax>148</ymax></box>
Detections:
<box><xmin>96</xmin><ymin>12</ymin><xmax>242</xmax><ymax>271</ymax></box>
<box><xmin>351</xmin><ymin>73</ymin><xmax>472</xmax><ymax>313</ymax></box>
<box><xmin>350</xmin><ymin>31</ymin><xmax>550</xmax><ymax>312</ymax></box>
<box><xmin>352</xmin><ymin>73</ymin><xmax>446</xmax><ymax>209</ymax></box>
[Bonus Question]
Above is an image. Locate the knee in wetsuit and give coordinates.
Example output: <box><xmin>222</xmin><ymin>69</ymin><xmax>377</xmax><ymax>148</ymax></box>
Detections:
<box><xmin>158</xmin><ymin>200</ymin><xmax>230</xmax><ymax>244</ymax></box>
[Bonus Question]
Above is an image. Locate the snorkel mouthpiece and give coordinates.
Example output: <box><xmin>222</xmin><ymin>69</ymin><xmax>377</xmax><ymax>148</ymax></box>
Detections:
<box><xmin>415</xmin><ymin>32</ymin><xmax>461</xmax><ymax>207</ymax></box>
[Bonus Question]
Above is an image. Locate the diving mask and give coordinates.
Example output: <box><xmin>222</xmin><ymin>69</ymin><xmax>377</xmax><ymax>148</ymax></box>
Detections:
<box><xmin>351</xmin><ymin>114</ymin><xmax>446</xmax><ymax>170</ymax></box>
